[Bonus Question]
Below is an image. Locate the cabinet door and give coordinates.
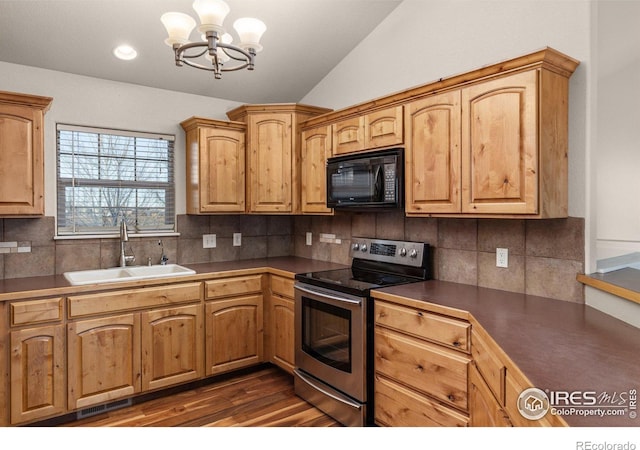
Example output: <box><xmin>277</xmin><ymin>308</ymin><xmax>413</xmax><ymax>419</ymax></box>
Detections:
<box><xmin>405</xmin><ymin>91</ymin><xmax>461</xmax><ymax>214</ymax></box>
<box><xmin>68</xmin><ymin>314</ymin><xmax>141</xmax><ymax>410</ymax></box>
<box><xmin>141</xmin><ymin>304</ymin><xmax>204</xmax><ymax>391</ymax></box>
<box><xmin>301</xmin><ymin>125</ymin><xmax>333</xmax><ymax>214</ymax></box>
<box><xmin>248</xmin><ymin>113</ymin><xmax>293</xmax><ymax>213</ymax></box>
<box><xmin>205</xmin><ymin>295</ymin><xmax>264</xmax><ymax>375</ymax></box>
<box><xmin>0</xmin><ymin>103</ymin><xmax>46</xmax><ymax>215</ymax></box>
<box><xmin>332</xmin><ymin>116</ymin><xmax>364</xmax><ymax>155</ymax></box>
<box><xmin>270</xmin><ymin>295</ymin><xmax>295</xmax><ymax>374</ymax></box>
<box><xmin>365</xmin><ymin>106</ymin><xmax>403</xmax><ymax>149</ymax></box>
<box><xmin>199</xmin><ymin>126</ymin><xmax>246</xmax><ymax>213</ymax></box>
<box><xmin>469</xmin><ymin>364</ymin><xmax>512</xmax><ymax>427</ymax></box>
<box><xmin>461</xmin><ymin>70</ymin><xmax>538</xmax><ymax>214</ymax></box>
<box><xmin>10</xmin><ymin>325</ymin><xmax>65</xmax><ymax>424</ymax></box>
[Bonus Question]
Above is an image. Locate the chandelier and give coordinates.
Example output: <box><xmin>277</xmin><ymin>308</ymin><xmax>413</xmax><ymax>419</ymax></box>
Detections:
<box><xmin>161</xmin><ymin>0</ymin><xmax>266</xmax><ymax>79</ymax></box>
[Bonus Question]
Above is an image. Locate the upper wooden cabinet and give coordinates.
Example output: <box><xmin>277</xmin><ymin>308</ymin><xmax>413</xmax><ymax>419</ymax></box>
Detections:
<box><xmin>406</xmin><ymin>65</ymin><xmax>575</xmax><ymax>218</ymax></box>
<box><xmin>299</xmin><ymin>47</ymin><xmax>578</xmax><ymax>218</ymax></box>
<box><xmin>181</xmin><ymin>117</ymin><xmax>246</xmax><ymax>214</ymax></box>
<box><xmin>0</xmin><ymin>90</ymin><xmax>52</xmax><ymax>216</ymax></box>
<box><xmin>301</xmin><ymin>125</ymin><xmax>333</xmax><ymax>214</ymax></box>
<box><xmin>227</xmin><ymin>104</ymin><xmax>331</xmax><ymax>214</ymax></box>
<box><xmin>332</xmin><ymin>105</ymin><xmax>403</xmax><ymax>155</ymax></box>
<box><xmin>405</xmin><ymin>90</ymin><xmax>462</xmax><ymax>214</ymax></box>
<box><xmin>461</xmin><ymin>70</ymin><xmax>541</xmax><ymax>215</ymax></box>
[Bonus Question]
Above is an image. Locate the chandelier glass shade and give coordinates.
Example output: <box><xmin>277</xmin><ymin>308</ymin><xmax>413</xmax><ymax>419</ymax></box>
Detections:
<box><xmin>161</xmin><ymin>0</ymin><xmax>266</xmax><ymax>79</ymax></box>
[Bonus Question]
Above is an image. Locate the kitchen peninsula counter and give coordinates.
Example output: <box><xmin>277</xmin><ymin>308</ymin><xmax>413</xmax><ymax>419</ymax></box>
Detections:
<box><xmin>374</xmin><ymin>280</ymin><xmax>640</xmax><ymax>427</ymax></box>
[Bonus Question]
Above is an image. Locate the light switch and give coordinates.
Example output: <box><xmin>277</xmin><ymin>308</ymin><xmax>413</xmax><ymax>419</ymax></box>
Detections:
<box><xmin>233</xmin><ymin>233</ymin><xmax>242</xmax><ymax>246</ymax></box>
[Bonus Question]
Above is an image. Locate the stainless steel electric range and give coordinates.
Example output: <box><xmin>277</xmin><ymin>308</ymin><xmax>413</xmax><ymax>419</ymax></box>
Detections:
<box><xmin>293</xmin><ymin>237</ymin><xmax>431</xmax><ymax>426</ymax></box>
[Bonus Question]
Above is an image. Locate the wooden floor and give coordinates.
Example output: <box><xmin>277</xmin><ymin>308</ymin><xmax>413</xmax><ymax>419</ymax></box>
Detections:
<box><xmin>62</xmin><ymin>366</ymin><xmax>341</xmax><ymax>427</ymax></box>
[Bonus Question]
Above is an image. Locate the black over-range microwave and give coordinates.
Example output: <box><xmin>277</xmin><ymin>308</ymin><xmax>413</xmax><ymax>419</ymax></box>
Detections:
<box><xmin>326</xmin><ymin>147</ymin><xmax>403</xmax><ymax>209</ymax></box>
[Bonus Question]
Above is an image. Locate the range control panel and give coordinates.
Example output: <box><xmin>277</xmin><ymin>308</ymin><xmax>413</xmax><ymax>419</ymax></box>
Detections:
<box><xmin>349</xmin><ymin>237</ymin><xmax>427</xmax><ymax>268</ymax></box>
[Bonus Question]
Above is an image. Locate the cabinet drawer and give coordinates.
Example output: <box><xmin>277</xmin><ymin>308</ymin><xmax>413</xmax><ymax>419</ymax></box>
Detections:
<box><xmin>364</xmin><ymin>105</ymin><xmax>403</xmax><ymax>149</ymax></box>
<box><xmin>375</xmin><ymin>327</ymin><xmax>470</xmax><ymax>410</ymax></box>
<box><xmin>332</xmin><ymin>116</ymin><xmax>364</xmax><ymax>155</ymax></box>
<box><xmin>271</xmin><ymin>275</ymin><xmax>294</xmax><ymax>298</ymax></box>
<box><xmin>375</xmin><ymin>373</ymin><xmax>468</xmax><ymax>427</ymax></box>
<box><xmin>11</xmin><ymin>297</ymin><xmax>63</xmax><ymax>326</ymax></box>
<box><xmin>205</xmin><ymin>275</ymin><xmax>263</xmax><ymax>299</ymax></box>
<box><xmin>375</xmin><ymin>300</ymin><xmax>470</xmax><ymax>352</ymax></box>
<box><xmin>471</xmin><ymin>328</ymin><xmax>506</xmax><ymax>405</ymax></box>
<box><xmin>68</xmin><ymin>282</ymin><xmax>202</xmax><ymax>318</ymax></box>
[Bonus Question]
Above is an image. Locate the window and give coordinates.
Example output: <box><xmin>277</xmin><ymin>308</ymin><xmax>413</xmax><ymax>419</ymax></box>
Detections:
<box><xmin>56</xmin><ymin>124</ymin><xmax>175</xmax><ymax>236</ymax></box>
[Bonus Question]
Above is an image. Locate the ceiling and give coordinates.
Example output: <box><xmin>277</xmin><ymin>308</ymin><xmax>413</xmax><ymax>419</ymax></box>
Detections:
<box><xmin>0</xmin><ymin>0</ymin><xmax>402</xmax><ymax>104</ymax></box>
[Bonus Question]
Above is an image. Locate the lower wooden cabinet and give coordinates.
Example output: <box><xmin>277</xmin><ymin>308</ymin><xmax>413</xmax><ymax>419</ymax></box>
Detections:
<box><xmin>268</xmin><ymin>275</ymin><xmax>296</xmax><ymax>374</ymax></box>
<box><xmin>141</xmin><ymin>304</ymin><xmax>204</xmax><ymax>391</ymax></box>
<box><xmin>67</xmin><ymin>313</ymin><xmax>142</xmax><ymax>410</ymax></box>
<box><xmin>205</xmin><ymin>295</ymin><xmax>264</xmax><ymax>375</ymax></box>
<box><xmin>373</xmin><ymin>297</ymin><xmax>471</xmax><ymax>426</ymax></box>
<box><xmin>469</xmin><ymin>363</ymin><xmax>512</xmax><ymax>427</ymax></box>
<box><xmin>10</xmin><ymin>324</ymin><xmax>66</xmax><ymax>424</ymax></box>
<box><xmin>375</xmin><ymin>327</ymin><xmax>470</xmax><ymax>411</ymax></box>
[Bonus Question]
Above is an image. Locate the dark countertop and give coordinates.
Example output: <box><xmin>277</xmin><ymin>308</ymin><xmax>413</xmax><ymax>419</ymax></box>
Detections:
<box><xmin>0</xmin><ymin>257</ymin><xmax>348</xmax><ymax>301</ymax></box>
<box><xmin>374</xmin><ymin>280</ymin><xmax>640</xmax><ymax>427</ymax></box>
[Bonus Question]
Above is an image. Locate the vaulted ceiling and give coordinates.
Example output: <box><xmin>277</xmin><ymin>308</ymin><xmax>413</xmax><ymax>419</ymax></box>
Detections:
<box><xmin>0</xmin><ymin>0</ymin><xmax>402</xmax><ymax>103</ymax></box>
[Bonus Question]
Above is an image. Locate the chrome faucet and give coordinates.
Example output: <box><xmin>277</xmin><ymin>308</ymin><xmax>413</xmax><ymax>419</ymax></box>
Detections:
<box><xmin>119</xmin><ymin>220</ymin><xmax>135</xmax><ymax>267</ymax></box>
<box><xmin>159</xmin><ymin>239</ymin><xmax>168</xmax><ymax>265</ymax></box>
<box><xmin>119</xmin><ymin>220</ymin><xmax>129</xmax><ymax>267</ymax></box>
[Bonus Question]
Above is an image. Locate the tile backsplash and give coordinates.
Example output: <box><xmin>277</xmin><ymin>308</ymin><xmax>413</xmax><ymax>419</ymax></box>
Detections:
<box><xmin>0</xmin><ymin>213</ymin><xmax>584</xmax><ymax>303</ymax></box>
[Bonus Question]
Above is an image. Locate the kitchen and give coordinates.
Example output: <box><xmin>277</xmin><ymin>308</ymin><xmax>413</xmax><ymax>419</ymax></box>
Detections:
<box><xmin>0</xmin><ymin>0</ymin><xmax>639</xmax><ymax>447</ymax></box>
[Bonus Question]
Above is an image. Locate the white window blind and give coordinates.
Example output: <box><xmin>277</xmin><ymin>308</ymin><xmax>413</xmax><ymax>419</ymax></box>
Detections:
<box><xmin>56</xmin><ymin>124</ymin><xmax>175</xmax><ymax>236</ymax></box>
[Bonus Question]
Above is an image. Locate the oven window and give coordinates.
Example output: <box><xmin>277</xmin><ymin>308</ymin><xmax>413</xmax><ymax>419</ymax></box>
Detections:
<box><xmin>301</xmin><ymin>297</ymin><xmax>352</xmax><ymax>373</ymax></box>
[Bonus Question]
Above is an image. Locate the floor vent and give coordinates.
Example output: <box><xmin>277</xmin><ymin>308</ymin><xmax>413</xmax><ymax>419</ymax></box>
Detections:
<box><xmin>77</xmin><ymin>398</ymin><xmax>133</xmax><ymax>420</ymax></box>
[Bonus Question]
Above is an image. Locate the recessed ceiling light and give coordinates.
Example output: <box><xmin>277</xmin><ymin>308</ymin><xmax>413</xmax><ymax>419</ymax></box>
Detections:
<box><xmin>114</xmin><ymin>45</ymin><xmax>137</xmax><ymax>60</ymax></box>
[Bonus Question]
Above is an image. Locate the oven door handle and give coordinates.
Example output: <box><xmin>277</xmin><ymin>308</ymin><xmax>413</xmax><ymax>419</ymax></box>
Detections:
<box><xmin>294</xmin><ymin>369</ymin><xmax>363</xmax><ymax>411</ymax></box>
<box><xmin>295</xmin><ymin>284</ymin><xmax>362</xmax><ymax>305</ymax></box>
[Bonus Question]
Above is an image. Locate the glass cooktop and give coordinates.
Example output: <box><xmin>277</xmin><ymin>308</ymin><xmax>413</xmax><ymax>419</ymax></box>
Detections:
<box><xmin>295</xmin><ymin>267</ymin><xmax>421</xmax><ymax>297</ymax></box>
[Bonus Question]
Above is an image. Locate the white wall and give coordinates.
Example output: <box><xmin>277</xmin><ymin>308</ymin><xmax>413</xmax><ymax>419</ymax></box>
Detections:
<box><xmin>301</xmin><ymin>0</ymin><xmax>591</xmax><ymax>219</ymax></box>
<box><xmin>594</xmin><ymin>0</ymin><xmax>640</xmax><ymax>260</ymax></box>
<box><xmin>582</xmin><ymin>0</ymin><xmax>640</xmax><ymax>327</ymax></box>
<box><xmin>0</xmin><ymin>61</ymin><xmax>243</xmax><ymax>217</ymax></box>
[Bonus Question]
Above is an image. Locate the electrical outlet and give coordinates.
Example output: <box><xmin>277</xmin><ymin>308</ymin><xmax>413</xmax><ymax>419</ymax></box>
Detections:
<box><xmin>202</xmin><ymin>234</ymin><xmax>216</xmax><ymax>248</ymax></box>
<box><xmin>233</xmin><ymin>233</ymin><xmax>242</xmax><ymax>247</ymax></box>
<box><xmin>496</xmin><ymin>248</ymin><xmax>509</xmax><ymax>268</ymax></box>
<box><xmin>306</xmin><ymin>232</ymin><xmax>312</xmax><ymax>246</ymax></box>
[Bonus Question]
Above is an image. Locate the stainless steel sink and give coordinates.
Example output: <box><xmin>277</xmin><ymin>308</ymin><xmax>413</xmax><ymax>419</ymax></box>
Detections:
<box><xmin>64</xmin><ymin>264</ymin><xmax>196</xmax><ymax>286</ymax></box>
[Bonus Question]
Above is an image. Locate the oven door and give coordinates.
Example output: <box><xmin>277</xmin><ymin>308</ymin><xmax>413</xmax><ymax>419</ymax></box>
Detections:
<box><xmin>294</xmin><ymin>282</ymin><xmax>366</xmax><ymax>402</ymax></box>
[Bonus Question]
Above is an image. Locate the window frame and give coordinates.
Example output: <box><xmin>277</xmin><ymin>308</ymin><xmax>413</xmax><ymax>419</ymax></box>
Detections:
<box><xmin>55</xmin><ymin>123</ymin><xmax>176</xmax><ymax>237</ymax></box>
